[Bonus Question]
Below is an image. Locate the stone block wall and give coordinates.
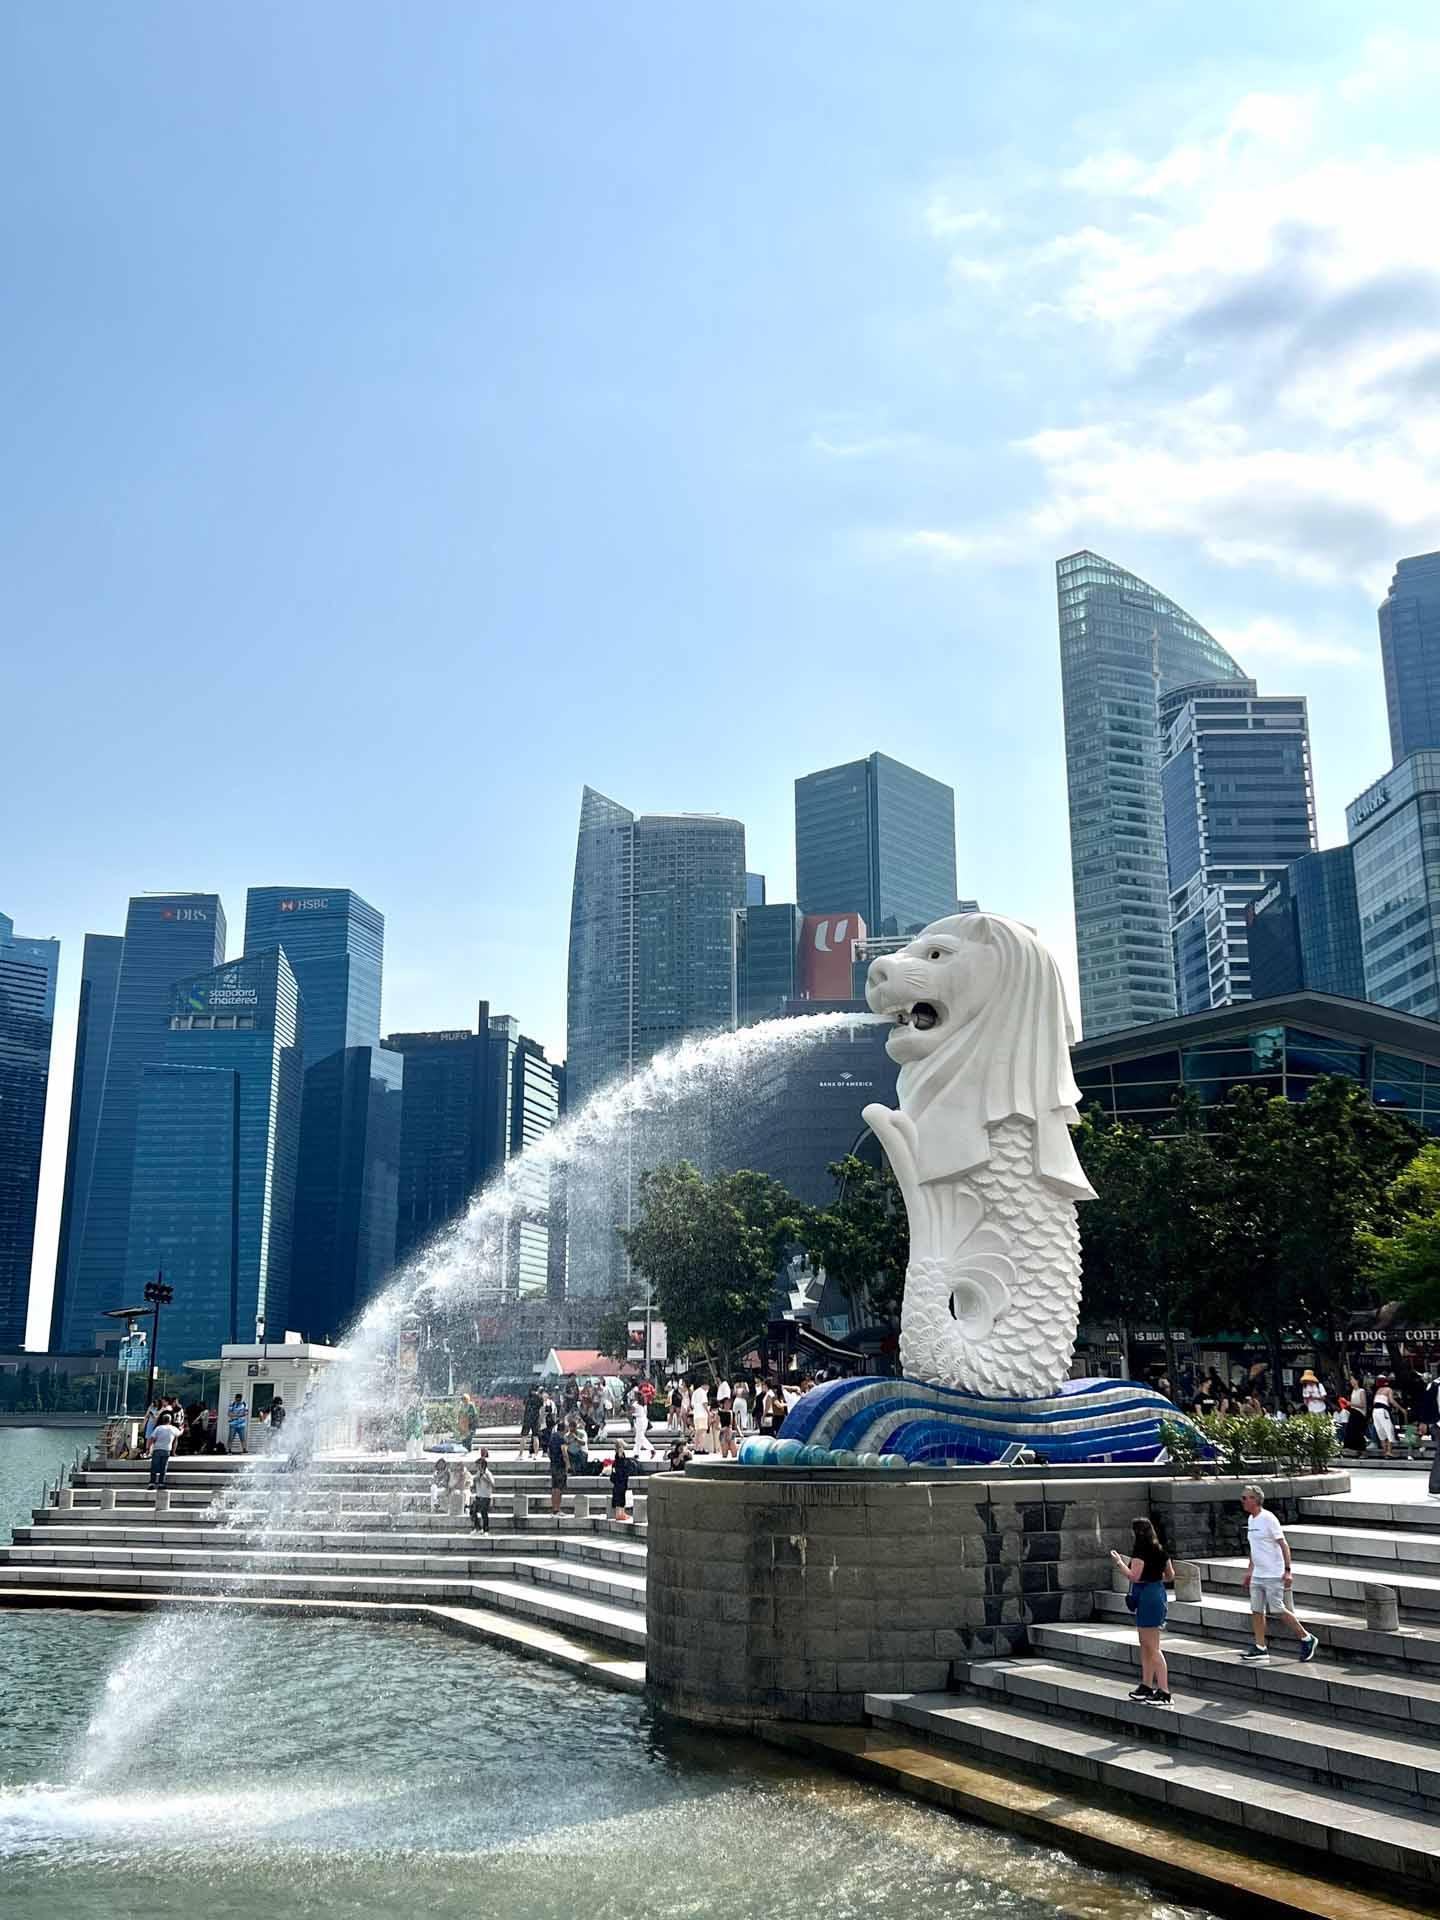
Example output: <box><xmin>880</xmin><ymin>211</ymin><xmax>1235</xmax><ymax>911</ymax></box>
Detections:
<box><xmin>646</xmin><ymin>1470</ymin><xmax>1151</xmax><ymax>1725</ymax></box>
<box><xmin>646</xmin><ymin>1467</ymin><xmax>1348</xmax><ymax>1726</ymax></box>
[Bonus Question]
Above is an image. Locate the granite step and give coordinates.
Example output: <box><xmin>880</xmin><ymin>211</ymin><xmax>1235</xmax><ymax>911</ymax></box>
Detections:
<box><xmin>10</xmin><ymin>1523</ymin><xmax>649</xmax><ymax>1568</ymax></box>
<box><xmin>1199</xmin><ymin>1554</ymin><xmax>1440</xmax><ymax>1615</ymax></box>
<box><xmin>1030</xmin><ymin>1620</ymin><xmax>1440</xmax><ymax>1737</ymax></box>
<box><xmin>469</xmin><ymin>1576</ymin><xmax>646</xmax><ymax>1648</ymax></box>
<box><xmin>0</xmin><ymin>1558</ymin><xmax>648</xmax><ymax>1646</ymax></box>
<box><xmin>1090</xmin><ymin>1589</ymin><xmax>1440</xmax><ymax>1672</ymax></box>
<box><xmin>1284</xmin><ymin>1522</ymin><xmax>1440</xmax><ymax>1577</ymax></box>
<box><xmin>962</xmin><ymin>1656</ymin><xmax>1440</xmax><ymax>1813</ymax></box>
<box><xmin>1299</xmin><ymin>1496</ymin><xmax>1440</xmax><ymax>1532</ymax></box>
<box><xmin>865</xmin><ymin>1689</ymin><xmax>1440</xmax><ymax>1889</ymax></box>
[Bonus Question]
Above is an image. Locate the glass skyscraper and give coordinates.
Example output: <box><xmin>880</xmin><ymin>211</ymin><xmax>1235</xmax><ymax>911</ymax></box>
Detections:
<box><xmin>1057</xmin><ymin>551</ymin><xmax>1249</xmax><ymax>1037</ymax></box>
<box><xmin>242</xmin><ymin>889</ymin><xmax>384</xmax><ymax>1068</ymax></box>
<box><xmin>795</xmin><ymin>752</ymin><xmax>958</xmax><ymax>939</ymax></box>
<box><xmin>735</xmin><ymin>904</ymin><xmax>804</xmax><ymax>1025</ymax></box>
<box><xmin>1348</xmin><ymin>752</ymin><xmax>1440</xmax><ymax>1019</ymax></box>
<box><xmin>0</xmin><ymin>912</ymin><xmax>60</xmax><ymax>1348</ymax></box>
<box><xmin>1160</xmin><ymin>680</ymin><xmax>1316</xmax><ymax>1013</ymax></box>
<box><xmin>51</xmin><ymin>932</ymin><xmax>124</xmax><ymax>1350</ymax></box>
<box><xmin>1245</xmin><ymin>849</ymin><xmax>1366</xmax><ymax>1003</ymax></box>
<box><xmin>245</xmin><ymin>885</ymin><xmax>402</xmax><ymax>1338</ymax></box>
<box><xmin>124</xmin><ymin>950</ymin><xmax>304</xmax><ymax>1365</ymax></box>
<box><xmin>61</xmin><ymin>894</ymin><xmax>225</xmax><ymax>1354</ymax></box>
<box><xmin>289</xmin><ymin>1042</ymin><xmax>404</xmax><ymax>1342</ymax></box>
<box><xmin>386</xmin><ymin>1000</ymin><xmax>561</xmax><ymax>1295</ymax></box>
<box><xmin>565</xmin><ymin>787</ymin><xmax>746</xmax><ymax>1300</ymax></box>
<box><xmin>1379</xmin><ymin>552</ymin><xmax>1440</xmax><ymax>765</ymax></box>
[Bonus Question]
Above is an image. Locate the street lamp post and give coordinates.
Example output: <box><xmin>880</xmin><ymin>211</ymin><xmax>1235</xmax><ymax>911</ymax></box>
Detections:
<box><xmin>143</xmin><ymin>1274</ymin><xmax>174</xmax><ymax>1401</ymax></box>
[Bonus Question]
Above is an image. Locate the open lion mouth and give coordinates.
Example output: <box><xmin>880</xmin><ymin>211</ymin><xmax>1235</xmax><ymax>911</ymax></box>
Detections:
<box><xmin>894</xmin><ymin>1001</ymin><xmax>941</xmax><ymax>1032</ymax></box>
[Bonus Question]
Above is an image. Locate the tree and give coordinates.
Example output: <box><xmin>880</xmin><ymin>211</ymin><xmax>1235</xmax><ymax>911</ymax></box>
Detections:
<box><xmin>1207</xmin><ymin>1077</ymin><xmax>1419</xmax><ymax>1380</ymax></box>
<box><xmin>797</xmin><ymin>1154</ymin><xmax>908</xmax><ymax>1330</ymax></box>
<box><xmin>1073</xmin><ymin>1095</ymin><xmax>1223</xmax><ymax>1377</ymax></box>
<box><xmin>1361</xmin><ymin>1141</ymin><xmax>1440</xmax><ymax>1318</ymax></box>
<box><xmin>622</xmin><ymin>1163</ymin><xmax>804</xmax><ymax>1370</ymax></box>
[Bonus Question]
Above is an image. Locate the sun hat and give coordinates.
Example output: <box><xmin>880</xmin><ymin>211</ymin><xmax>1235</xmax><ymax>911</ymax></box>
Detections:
<box><xmin>1300</xmin><ymin>1370</ymin><xmax>1318</xmax><ymax>1384</ymax></box>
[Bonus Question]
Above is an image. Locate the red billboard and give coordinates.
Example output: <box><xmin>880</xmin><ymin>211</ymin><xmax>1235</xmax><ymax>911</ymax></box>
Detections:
<box><xmin>800</xmin><ymin>912</ymin><xmax>866</xmax><ymax>1000</ymax></box>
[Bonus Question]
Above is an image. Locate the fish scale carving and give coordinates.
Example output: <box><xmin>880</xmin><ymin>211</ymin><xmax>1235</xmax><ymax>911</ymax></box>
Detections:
<box><xmin>898</xmin><ymin>1118</ymin><xmax>1081</xmax><ymax>1397</ymax></box>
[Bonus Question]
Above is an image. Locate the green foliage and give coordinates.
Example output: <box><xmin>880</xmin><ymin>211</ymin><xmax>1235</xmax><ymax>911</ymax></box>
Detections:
<box><xmin>1073</xmin><ymin>1093</ymin><xmax>1223</xmax><ymax>1353</ymax></box>
<box><xmin>797</xmin><ymin>1154</ymin><xmax>908</xmax><ymax>1328</ymax></box>
<box><xmin>622</xmin><ymin>1162</ymin><xmax>804</xmax><ymax>1368</ymax></box>
<box><xmin>592</xmin><ymin>1298</ymin><xmax>635</xmax><ymax>1367</ymax></box>
<box><xmin>1360</xmin><ymin>1141</ymin><xmax>1440</xmax><ymax>1318</ymax></box>
<box><xmin>1192</xmin><ymin>1410</ymin><xmax>1338</xmax><ymax>1476</ymax></box>
<box><xmin>1158</xmin><ymin>1415</ymin><xmax>1205</xmax><ymax>1473</ymax></box>
<box><xmin>1205</xmin><ymin>1079</ymin><xmax>1418</xmax><ymax>1371</ymax></box>
<box><xmin>1075</xmin><ymin>1078</ymin><xmax>1419</xmax><ymax>1363</ymax></box>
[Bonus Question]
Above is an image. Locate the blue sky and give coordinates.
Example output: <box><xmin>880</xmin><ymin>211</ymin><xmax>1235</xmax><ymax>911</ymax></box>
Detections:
<box><xmin>9</xmin><ymin>3</ymin><xmax>1439</xmax><ymax>1343</ymax></box>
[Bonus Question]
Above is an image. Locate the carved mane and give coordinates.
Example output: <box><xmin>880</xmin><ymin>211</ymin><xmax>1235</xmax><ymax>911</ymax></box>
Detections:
<box><xmin>897</xmin><ymin>913</ymin><xmax>1096</xmax><ymax>1202</ymax></box>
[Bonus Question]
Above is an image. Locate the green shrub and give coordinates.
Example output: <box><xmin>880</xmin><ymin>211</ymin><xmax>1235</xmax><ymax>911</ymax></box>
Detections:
<box><xmin>1158</xmin><ymin>1416</ymin><xmax>1209</xmax><ymax>1472</ymax></box>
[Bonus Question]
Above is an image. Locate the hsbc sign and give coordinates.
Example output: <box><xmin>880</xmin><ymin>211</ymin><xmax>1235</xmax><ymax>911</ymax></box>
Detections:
<box><xmin>279</xmin><ymin>898</ymin><xmax>330</xmax><ymax>912</ymax></box>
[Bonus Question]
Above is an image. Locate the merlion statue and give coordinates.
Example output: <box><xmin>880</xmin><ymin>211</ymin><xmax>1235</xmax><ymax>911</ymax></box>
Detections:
<box><xmin>861</xmin><ymin>912</ymin><xmax>1094</xmax><ymax>1398</ymax></box>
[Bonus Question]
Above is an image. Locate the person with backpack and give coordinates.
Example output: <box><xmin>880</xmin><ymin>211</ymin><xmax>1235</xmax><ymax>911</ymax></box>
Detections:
<box><xmin>521</xmin><ymin>1384</ymin><xmax>543</xmax><ymax>1457</ymax></box>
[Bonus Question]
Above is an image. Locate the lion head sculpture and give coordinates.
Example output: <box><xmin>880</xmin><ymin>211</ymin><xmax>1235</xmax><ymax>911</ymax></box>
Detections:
<box><xmin>864</xmin><ymin>912</ymin><xmax>1095</xmax><ymax>1201</ymax></box>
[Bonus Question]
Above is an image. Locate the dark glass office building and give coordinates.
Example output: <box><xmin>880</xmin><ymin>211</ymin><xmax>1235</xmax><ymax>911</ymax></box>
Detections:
<box><xmin>289</xmin><ymin>1043</ymin><xmax>404</xmax><ymax>1341</ymax></box>
<box><xmin>721</xmin><ymin>1002</ymin><xmax>899</xmax><ymax>1208</ymax></box>
<box><xmin>62</xmin><ymin>894</ymin><xmax>225</xmax><ymax>1354</ymax></box>
<box><xmin>386</xmin><ymin>1002</ymin><xmax>561</xmax><ymax>1296</ymax></box>
<box><xmin>50</xmin><ymin>933</ymin><xmax>124</xmax><ymax>1350</ymax></box>
<box><xmin>1245</xmin><ymin>849</ymin><xmax>1365</xmax><ymax>1002</ymax></box>
<box><xmin>1072</xmin><ymin>993</ymin><xmax>1440</xmax><ymax>1137</ymax></box>
<box><xmin>1057</xmin><ymin>552</ymin><xmax>1249</xmax><ymax>1038</ymax></box>
<box><xmin>1160</xmin><ymin>680</ymin><xmax>1316</xmax><ymax>1013</ymax></box>
<box><xmin>0</xmin><ymin>912</ymin><xmax>60</xmax><ymax>1348</ymax></box>
<box><xmin>795</xmin><ymin>752</ymin><xmax>957</xmax><ymax>939</ymax></box>
<box><xmin>566</xmin><ymin>787</ymin><xmax>746</xmax><ymax>1301</ymax></box>
<box><xmin>246</xmin><ymin>885</ymin><xmax>401</xmax><ymax>1338</ymax></box>
<box><xmin>1379</xmin><ymin>552</ymin><xmax>1440</xmax><ymax>765</ymax></box>
<box><xmin>243</xmin><ymin>889</ymin><xmax>384</xmax><ymax>1068</ymax></box>
<box><xmin>1347</xmin><ymin>751</ymin><xmax>1440</xmax><ymax>1019</ymax></box>
<box><xmin>124</xmin><ymin>951</ymin><xmax>303</xmax><ymax>1365</ymax></box>
<box><xmin>736</xmin><ymin>904</ymin><xmax>804</xmax><ymax>1025</ymax></box>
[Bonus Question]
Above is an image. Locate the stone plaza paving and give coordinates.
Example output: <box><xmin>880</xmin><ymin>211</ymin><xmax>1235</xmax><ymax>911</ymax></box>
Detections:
<box><xmin>6</xmin><ymin>1444</ymin><xmax>1440</xmax><ymax>1905</ymax></box>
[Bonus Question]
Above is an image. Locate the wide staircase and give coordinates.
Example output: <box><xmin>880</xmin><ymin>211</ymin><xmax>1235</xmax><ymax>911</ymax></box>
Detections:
<box><xmin>1</xmin><ymin>1441</ymin><xmax>651</xmax><ymax>1686</ymax></box>
<box><xmin>866</xmin><ymin>1485</ymin><xmax>1440</xmax><ymax>1894</ymax></box>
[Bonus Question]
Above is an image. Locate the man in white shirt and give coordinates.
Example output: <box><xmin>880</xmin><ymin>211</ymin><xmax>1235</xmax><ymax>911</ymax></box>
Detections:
<box><xmin>148</xmin><ymin>1412</ymin><xmax>179</xmax><ymax>1489</ymax></box>
<box><xmin>1240</xmin><ymin>1485</ymin><xmax>1319</xmax><ymax>1662</ymax></box>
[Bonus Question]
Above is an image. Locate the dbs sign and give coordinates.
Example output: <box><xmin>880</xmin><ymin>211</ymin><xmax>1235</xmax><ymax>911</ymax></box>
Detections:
<box><xmin>800</xmin><ymin>912</ymin><xmax>866</xmax><ymax>999</ymax></box>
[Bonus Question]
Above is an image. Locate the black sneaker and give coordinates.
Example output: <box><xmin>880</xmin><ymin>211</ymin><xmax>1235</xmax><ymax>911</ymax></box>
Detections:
<box><xmin>1240</xmin><ymin>1646</ymin><xmax>1269</xmax><ymax>1662</ymax></box>
<box><xmin>1128</xmin><ymin>1684</ymin><xmax>1154</xmax><ymax>1701</ymax></box>
<box><xmin>1299</xmin><ymin>1633</ymin><xmax>1320</xmax><ymax>1663</ymax></box>
<box><xmin>1149</xmin><ymin>1691</ymin><xmax>1174</xmax><ymax>1708</ymax></box>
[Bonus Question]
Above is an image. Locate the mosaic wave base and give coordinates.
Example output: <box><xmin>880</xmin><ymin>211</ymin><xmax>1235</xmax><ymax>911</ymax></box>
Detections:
<box><xmin>745</xmin><ymin>1375</ymin><xmax>1202</xmax><ymax>1468</ymax></box>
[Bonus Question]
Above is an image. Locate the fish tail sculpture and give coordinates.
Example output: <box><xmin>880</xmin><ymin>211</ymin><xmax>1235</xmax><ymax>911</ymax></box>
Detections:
<box><xmin>862</xmin><ymin>912</ymin><xmax>1095</xmax><ymax>1399</ymax></box>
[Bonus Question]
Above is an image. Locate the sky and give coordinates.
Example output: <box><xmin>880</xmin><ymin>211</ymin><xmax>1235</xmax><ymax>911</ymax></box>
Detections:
<box><xmin>7</xmin><ymin>2</ymin><xmax>1440</xmax><ymax>1347</ymax></box>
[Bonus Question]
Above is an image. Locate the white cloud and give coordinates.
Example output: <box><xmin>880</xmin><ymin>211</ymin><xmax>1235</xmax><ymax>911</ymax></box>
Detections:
<box><xmin>902</xmin><ymin>50</ymin><xmax>1440</xmax><ymax>592</ymax></box>
<box><xmin>1208</xmin><ymin>616</ymin><xmax>1368</xmax><ymax>670</ymax></box>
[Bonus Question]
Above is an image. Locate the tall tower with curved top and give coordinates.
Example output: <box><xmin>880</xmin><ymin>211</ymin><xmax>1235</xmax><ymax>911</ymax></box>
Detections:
<box><xmin>1057</xmin><ymin>552</ymin><xmax>1247</xmax><ymax>1038</ymax></box>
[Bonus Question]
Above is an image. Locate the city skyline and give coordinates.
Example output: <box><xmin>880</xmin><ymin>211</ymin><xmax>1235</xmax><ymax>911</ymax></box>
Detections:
<box><xmin>13</xmin><ymin>5</ymin><xmax>1440</xmax><ymax>1347</ymax></box>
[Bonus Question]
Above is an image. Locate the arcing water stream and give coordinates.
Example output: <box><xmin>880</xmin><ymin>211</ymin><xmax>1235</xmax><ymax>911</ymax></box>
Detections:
<box><xmin>72</xmin><ymin>1012</ymin><xmax>879</xmax><ymax>1767</ymax></box>
<box><xmin>1</xmin><ymin>1011</ymin><xmax>1215</xmax><ymax>1917</ymax></box>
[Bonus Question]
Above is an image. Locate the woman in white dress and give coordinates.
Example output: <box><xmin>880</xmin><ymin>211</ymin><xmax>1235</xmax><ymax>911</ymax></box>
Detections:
<box><xmin>1371</xmin><ymin>1377</ymin><xmax>1398</xmax><ymax>1458</ymax></box>
<box><xmin>629</xmin><ymin>1385</ymin><xmax>653</xmax><ymax>1458</ymax></box>
<box><xmin>692</xmin><ymin>1382</ymin><xmax>711</xmax><ymax>1455</ymax></box>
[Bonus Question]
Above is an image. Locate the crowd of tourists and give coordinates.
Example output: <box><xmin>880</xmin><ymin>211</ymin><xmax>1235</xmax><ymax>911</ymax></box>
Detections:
<box><xmin>1149</xmin><ymin>1360</ymin><xmax>1440</xmax><ymax>1454</ymax></box>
